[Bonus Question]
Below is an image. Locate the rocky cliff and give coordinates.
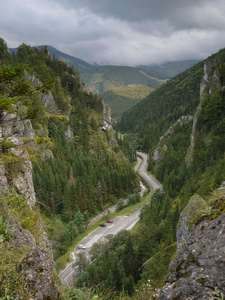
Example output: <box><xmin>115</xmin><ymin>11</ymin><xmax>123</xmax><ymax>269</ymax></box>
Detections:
<box><xmin>0</xmin><ymin>110</ymin><xmax>59</xmax><ymax>299</ymax></box>
<box><xmin>186</xmin><ymin>60</ymin><xmax>223</xmax><ymax>166</ymax></box>
<box><xmin>154</xmin><ymin>184</ymin><xmax>225</xmax><ymax>300</ymax></box>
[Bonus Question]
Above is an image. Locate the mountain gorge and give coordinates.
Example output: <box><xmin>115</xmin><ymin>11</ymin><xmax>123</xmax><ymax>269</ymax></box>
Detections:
<box><xmin>117</xmin><ymin>48</ymin><xmax>225</xmax><ymax>298</ymax></box>
<box><xmin>1</xmin><ymin>36</ymin><xmax>225</xmax><ymax>300</ymax></box>
<box><xmin>0</xmin><ymin>38</ymin><xmax>139</xmax><ymax>299</ymax></box>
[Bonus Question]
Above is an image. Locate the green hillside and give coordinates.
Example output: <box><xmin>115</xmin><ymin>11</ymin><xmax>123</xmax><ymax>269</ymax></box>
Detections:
<box><xmin>102</xmin><ymin>84</ymin><xmax>154</xmax><ymax>119</ymax></box>
<box><xmin>0</xmin><ymin>39</ymin><xmax>140</xmax><ymax>298</ymax></box>
<box><xmin>72</xmin><ymin>44</ymin><xmax>225</xmax><ymax>296</ymax></box>
<box><xmin>9</xmin><ymin>45</ymin><xmax>92</xmax><ymax>70</ymax></box>
<box><xmin>79</xmin><ymin>65</ymin><xmax>165</xmax><ymax>94</ymax></box>
<box><xmin>117</xmin><ymin>61</ymin><xmax>204</xmax><ymax>148</ymax></box>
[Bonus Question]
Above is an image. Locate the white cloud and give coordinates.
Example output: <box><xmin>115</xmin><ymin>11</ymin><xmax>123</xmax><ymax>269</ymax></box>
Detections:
<box><xmin>0</xmin><ymin>0</ymin><xmax>225</xmax><ymax>65</ymax></box>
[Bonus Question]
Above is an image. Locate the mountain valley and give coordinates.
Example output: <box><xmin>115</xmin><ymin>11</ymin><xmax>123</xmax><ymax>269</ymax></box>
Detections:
<box><xmin>1</xmin><ymin>38</ymin><xmax>225</xmax><ymax>300</ymax></box>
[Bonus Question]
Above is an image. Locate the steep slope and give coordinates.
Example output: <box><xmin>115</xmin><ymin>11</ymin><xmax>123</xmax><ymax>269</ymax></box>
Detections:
<box><xmin>0</xmin><ymin>39</ymin><xmax>139</xmax><ymax>298</ymax></box>
<box><xmin>0</xmin><ymin>40</ymin><xmax>59</xmax><ymax>299</ymax></box>
<box><xmin>112</xmin><ymin>48</ymin><xmax>225</xmax><ymax>298</ymax></box>
<box><xmin>102</xmin><ymin>84</ymin><xmax>154</xmax><ymax>119</ymax></box>
<box><xmin>117</xmin><ymin>61</ymin><xmax>204</xmax><ymax>149</ymax></box>
<box><xmin>154</xmin><ymin>184</ymin><xmax>225</xmax><ymax>300</ymax></box>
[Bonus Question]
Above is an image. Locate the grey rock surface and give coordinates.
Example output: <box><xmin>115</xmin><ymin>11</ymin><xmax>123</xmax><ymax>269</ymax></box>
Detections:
<box><xmin>176</xmin><ymin>194</ymin><xmax>209</xmax><ymax>250</ymax></box>
<box><xmin>0</xmin><ymin>111</ymin><xmax>36</xmax><ymax>206</ymax></box>
<box><xmin>22</xmin><ymin>247</ymin><xmax>59</xmax><ymax>300</ymax></box>
<box><xmin>155</xmin><ymin>213</ymin><xmax>225</xmax><ymax>300</ymax></box>
<box><xmin>7</xmin><ymin>214</ymin><xmax>36</xmax><ymax>248</ymax></box>
<box><xmin>154</xmin><ymin>187</ymin><xmax>225</xmax><ymax>300</ymax></box>
<box><xmin>152</xmin><ymin>145</ymin><xmax>167</xmax><ymax>165</ymax></box>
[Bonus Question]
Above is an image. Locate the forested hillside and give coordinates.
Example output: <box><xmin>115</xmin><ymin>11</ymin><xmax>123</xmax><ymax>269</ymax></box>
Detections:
<box><xmin>117</xmin><ymin>48</ymin><xmax>225</xmax><ymax>204</ymax></box>
<box><xmin>76</xmin><ymin>48</ymin><xmax>225</xmax><ymax>298</ymax></box>
<box><xmin>2</xmin><ymin>35</ymin><xmax>225</xmax><ymax>299</ymax></box>
<box><xmin>101</xmin><ymin>84</ymin><xmax>154</xmax><ymax>119</ymax></box>
<box><xmin>79</xmin><ymin>65</ymin><xmax>164</xmax><ymax>94</ymax></box>
<box><xmin>1</xmin><ymin>38</ymin><xmax>139</xmax><ymax>262</ymax></box>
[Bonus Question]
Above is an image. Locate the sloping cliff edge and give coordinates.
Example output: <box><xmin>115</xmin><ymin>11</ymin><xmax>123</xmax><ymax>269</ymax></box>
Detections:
<box><xmin>0</xmin><ymin>110</ymin><xmax>59</xmax><ymax>299</ymax></box>
<box><xmin>154</xmin><ymin>183</ymin><xmax>225</xmax><ymax>300</ymax></box>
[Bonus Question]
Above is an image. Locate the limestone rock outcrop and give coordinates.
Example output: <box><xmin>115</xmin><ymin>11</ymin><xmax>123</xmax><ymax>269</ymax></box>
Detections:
<box><xmin>154</xmin><ymin>187</ymin><xmax>225</xmax><ymax>300</ymax></box>
<box><xmin>0</xmin><ymin>111</ymin><xmax>36</xmax><ymax>207</ymax></box>
<box><xmin>176</xmin><ymin>194</ymin><xmax>209</xmax><ymax>250</ymax></box>
<box><xmin>101</xmin><ymin>104</ymin><xmax>113</xmax><ymax>131</ymax></box>
<box><xmin>0</xmin><ymin>108</ymin><xmax>59</xmax><ymax>299</ymax></box>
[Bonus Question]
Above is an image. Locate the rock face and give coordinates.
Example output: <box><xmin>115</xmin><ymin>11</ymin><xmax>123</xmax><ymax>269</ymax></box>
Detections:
<box><xmin>7</xmin><ymin>214</ymin><xmax>36</xmax><ymax>248</ymax></box>
<box><xmin>159</xmin><ymin>116</ymin><xmax>193</xmax><ymax>144</ymax></box>
<box><xmin>154</xmin><ymin>188</ymin><xmax>225</xmax><ymax>300</ymax></box>
<box><xmin>65</xmin><ymin>124</ymin><xmax>73</xmax><ymax>141</ymax></box>
<box><xmin>22</xmin><ymin>247</ymin><xmax>59</xmax><ymax>300</ymax></box>
<box><xmin>186</xmin><ymin>61</ymin><xmax>223</xmax><ymax>166</ymax></box>
<box><xmin>152</xmin><ymin>116</ymin><xmax>192</xmax><ymax>166</ymax></box>
<box><xmin>0</xmin><ymin>111</ymin><xmax>36</xmax><ymax>207</ymax></box>
<box><xmin>0</xmin><ymin>108</ymin><xmax>59</xmax><ymax>299</ymax></box>
<box><xmin>24</xmin><ymin>71</ymin><xmax>58</xmax><ymax>113</ymax></box>
<box><xmin>152</xmin><ymin>145</ymin><xmax>168</xmax><ymax>166</ymax></box>
<box><xmin>101</xmin><ymin>104</ymin><xmax>113</xmax><ymax>131</ymax></box>
<box><xmin>176</xmin><ymin>194</ymin><xmax>209</xmax><ymax>250</ymax></box>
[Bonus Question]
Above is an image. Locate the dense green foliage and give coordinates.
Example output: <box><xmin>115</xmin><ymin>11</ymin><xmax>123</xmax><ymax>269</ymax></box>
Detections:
<box><xmin>102</xmin><ymin>85</ymin><xmax>154</xmax><ymax>120</ymax></box>
<box><xmin>1</xmin><ymin>39</ymin><xmax>139</xmax><ymax>261</ymax></box>
<box><xmin>105</xmin><ymin>48</ymin><xmax>225</xmax><ymax>297</ymax></box>
<box><xmin>117</xmin><ymin>61</ymin><xmax>204</xmax><ymax>150</ymax></box>
<box><xmin>2</xmin><ymin>37</ymin><xmax>225</xmax><ymax>299</ymax></box>
<box><xmin>72</xmin><ymin>189</ymin><xmax>177</xmax><ymax>297</ymax></box>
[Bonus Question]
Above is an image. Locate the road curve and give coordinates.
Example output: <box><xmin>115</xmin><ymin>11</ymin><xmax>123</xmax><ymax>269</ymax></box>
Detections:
<box><xmin>59</xmin><ymin>152</ymin><xmax>162</xmax><ymax>285</ymax></box>
<box><xmin>136</xmin><ymin>152</ymin><xmax>162</xmax><ymax>191</ymax></box>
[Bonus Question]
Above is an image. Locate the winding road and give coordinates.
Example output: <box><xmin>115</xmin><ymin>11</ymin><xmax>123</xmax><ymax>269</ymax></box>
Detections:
<box><xmin>136</xmin><ymin>152</ymin><xmax>162</xmax><ymax>191</ymax></box>
<box><xmin>59</xmin><ymin>152</ymin><xmax>162</xmax><ymax>285</ymax></box>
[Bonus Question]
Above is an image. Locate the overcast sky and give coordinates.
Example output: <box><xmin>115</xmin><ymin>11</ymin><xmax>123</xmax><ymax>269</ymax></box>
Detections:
<box><xmin>0</xmin><ymin>0</ymin><xmax>225</xmax><ymax>66</ymax></box>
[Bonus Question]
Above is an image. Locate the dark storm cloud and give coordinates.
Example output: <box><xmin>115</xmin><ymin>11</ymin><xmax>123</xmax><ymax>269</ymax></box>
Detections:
<box><xmin>0</xmin><ymin>0</ymin><xmax>225</xmax><ymax>65</ymax></box>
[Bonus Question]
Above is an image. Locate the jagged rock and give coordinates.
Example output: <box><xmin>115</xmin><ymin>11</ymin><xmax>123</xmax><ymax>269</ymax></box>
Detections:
<box><xmin>40</xmin><ymin>90</ymin><xmax>58</xmax><ymax>113</ymax></box>
<box><xmin>152</xmin><ymin>145</ymin><xmax>167</xmax><ymax>165</ymax></box>
<box><xmin>41</xmin><ymin>149</ymin><xmax>54</xmax><ymax>160</ymax></box>
<box><xmin>159</xmin><ymin>116</ymin><xmax>193</xmax><ymax>143</ymax></box>
<box><xmin>0</xmin><ymin>161</ymin><xmax>8</xmax><ymax>192</ymax></box>
<box><xmin>176</xmin><ymin>194</ymin><xmax>209</xmax><ymax>250</ymax></box>
<box><xmin>22</xmin><ymin>247</ymin><xmax>59</xmax><ymax>300</ymax></box>
<box><xmin>187</xmin><ymin>61</ymin><xmax>223</xmax><ymax>166</ymax></box>
<box><xmin>13</xmin><ymin>160</ymin><xmax>36</xmax><ymax>207</ymax></box>
<box><xmin>154</xmin><ymin>188</ymin><xmax>225</xmax><ymax>300</ymax></box>
<box><xmin>23</xmin><ymin>119</ymin><xmax>36</xmax><ymax>139</ymax></box>
<box><xmin>0</xmin><ymin>112</ymin><xmax>36</xmax><ymax>207</ymax></box>
<box><xmin>154</xmin><ymin>213</ymin><xmax>225</xmax><ymax>300</ymax></box>
<box><xmin>101</xmin><ymin>104</ymin><xmax>112</xmax><ymax>131</ymax></box>
<box><xmin>24</xmin><ymin>71</ymin><xmax>42</xmax><ymax>87</ymax></box>
<box><xmin>65</xmin><ymin>125</ymin><xmax>73</xmax><ymax>141</ymax></box>
<box><xmin>7</xmin><ymin>214</ymin><xmax>36</xmax><ymax>248</ymax></box>
<box><xmin>24</xmin><ymin>71</ymin><xmax>58</xmax><ymax>113</ymax></box>
<box><xmin>0</xmin><ymin>111</ymin><xmax>25</xmax><ymax>137</ymax></box>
